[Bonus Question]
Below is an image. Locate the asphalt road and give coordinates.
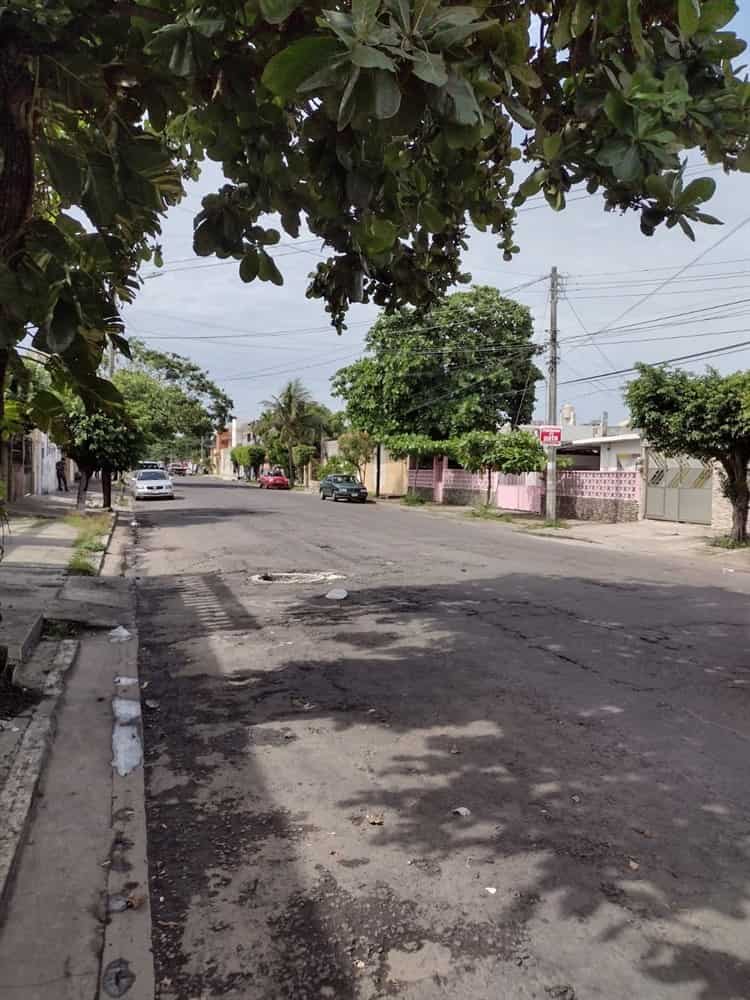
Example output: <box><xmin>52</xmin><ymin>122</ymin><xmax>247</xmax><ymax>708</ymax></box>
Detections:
<box><xmin>134</xmin><ymin>478</ymin><xmax>750</xmax><ymax>1000</ymax></box>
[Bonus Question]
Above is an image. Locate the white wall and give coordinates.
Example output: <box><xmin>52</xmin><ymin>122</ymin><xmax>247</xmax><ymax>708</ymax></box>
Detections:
<box><xmin>599</xmin><ymin>441</ymin><xmax>641</xmax><ymax>471</ymax></box>
<box><xmin>32</xmin><ymin>430</ymin><xmax>64</xmax><ymax>495</ymax></box>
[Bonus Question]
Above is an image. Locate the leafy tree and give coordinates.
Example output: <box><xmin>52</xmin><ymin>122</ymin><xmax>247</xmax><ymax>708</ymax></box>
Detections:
<box><xmin>627</xmin><ymin>365</ymin><xmax>750</xmax><ymax>543</ymax></box>
<box><xmin>338</xmin><ymin>430</ymin><xmax>374</xmax><ymax>481</ymax></box>
<box><xmin>319</xmin><ymin>455</ymin><xmax>356</xmax><ymax>479</ymax></box>
<box><xmin>2</xmin><ymin>0</ymin><xmax>748</xmax><ymax>423</ymax></box>
<box><xmin>261</xmin><ymin>380</ymin><xmax>326</xmax><ymax>485</ymax></box>
<box><xmin>63</xmin><ymin>409</ymin><xmax>145</xmax><ymax>510</ymax></box>
<box><xmin>450</xmin><ymin>429</ymin><xmax>546</xmax><ymax>503</ymax></box>
<box><xmin>292</xmin><ymin>443</ymin><xmax>316</xmax><ymax>481</ymax></box>
<box><xmin>332</xmin><ymin>287</ymin><xmax>542</xmax><ymax>439</ymax></box>
<box><xmin>384</xmin><ymin>433</ymin><xmax>448</xmax><ymax>495</ymax></box>
<box><xmin>246</xmin><ymin>445</ymin><xmax>266</xmax><ymax>479</ymax></box>
<box><xmin>231</xmin><ymin>444</ymin><xmax>251</xmax><ymax>477</ymax></box>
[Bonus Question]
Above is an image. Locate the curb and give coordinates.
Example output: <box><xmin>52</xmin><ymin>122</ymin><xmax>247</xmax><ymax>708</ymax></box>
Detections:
<box><xmin>92</xmin><ymin>511</ymin><xmax>119</xmax><ymax>576</ymax></box>
<box><xmin>0</xmin><ymin>639</ymin><xmax>79</xmax><ymax>921</ymax></box>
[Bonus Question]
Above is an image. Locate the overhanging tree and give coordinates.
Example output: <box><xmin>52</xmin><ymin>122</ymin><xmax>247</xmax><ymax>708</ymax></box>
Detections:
<box><xmin>451</xmin><ymin>429</ymin><xmax>546</xmax><ymax>504</ymax></box>
<box><xmin>338</xmin><ymin>430</ymin><xmax>374</xmax><ymax>481</ymax></box>
<box><xmin>627</xmin><ymin>364</ymin><xmax>750</xmax><ymax>544</ymax></box>
<box><xmin>332</xmin><ymin>287</ymin><xmax>542</xmax><ymax>439</ymax></box>
<box><xmin>2</xmin><ymin>0</ymin><xmax>749</xmax><ymax>416</ymax></box>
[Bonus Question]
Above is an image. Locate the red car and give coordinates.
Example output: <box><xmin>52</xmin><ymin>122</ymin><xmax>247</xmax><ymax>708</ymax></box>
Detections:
<box><xmin>259</xmin><ymin>470</ymin><xmax>290</xmax><ymax>490</ymax></box>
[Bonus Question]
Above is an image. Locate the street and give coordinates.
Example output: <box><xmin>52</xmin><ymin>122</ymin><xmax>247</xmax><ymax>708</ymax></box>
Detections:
<box><xmin>134</xmin><ymin>478</ymin><xmax>750</xmax><ymax>1000</ymax></box>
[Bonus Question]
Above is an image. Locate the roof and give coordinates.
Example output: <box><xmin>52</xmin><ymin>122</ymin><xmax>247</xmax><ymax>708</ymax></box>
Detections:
<box><xmin>559</xmin><ymin>433</ymin><xmax>642</xmax><ymax>448</ymax></box>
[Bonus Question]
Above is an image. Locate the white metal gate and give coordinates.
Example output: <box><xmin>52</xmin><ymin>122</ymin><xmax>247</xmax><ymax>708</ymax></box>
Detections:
<box><xmin>644</xmin><ymin>451</ymin><xmax>712</xmax><ymax>525</ymax></box>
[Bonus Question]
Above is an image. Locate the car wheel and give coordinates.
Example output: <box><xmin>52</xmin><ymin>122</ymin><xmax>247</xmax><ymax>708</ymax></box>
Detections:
<box><xmin>320</xmin><ymin>492</ymin><xmax>326</xmax><ymax>500</ymax></box>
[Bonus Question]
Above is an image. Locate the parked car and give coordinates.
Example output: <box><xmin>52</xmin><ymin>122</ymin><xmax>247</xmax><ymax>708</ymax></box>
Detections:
<box><xmin>133</xmin><ymin>469</ymin><xmax>174</xmax><ymax>500</ymax></box>
<box><xmin>319</xmin><ymin>474</ymin><xmax>368</xmax><ymax>503</ymax></box>
<box><xmin>259</xmin><ymin>470</ymin><xmax>290</xmax><ymax>490</ymax></box>
<box><xmin>168</xmin><ymin>462</ymin><xmax>187</xmax><ymax>476</ymax></box>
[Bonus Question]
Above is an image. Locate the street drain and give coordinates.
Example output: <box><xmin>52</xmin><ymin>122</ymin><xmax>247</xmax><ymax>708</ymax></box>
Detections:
<box><xmin>251</xmin><ymin>572</ymin><xmax>345</xmax><ymax>585</ymax></box>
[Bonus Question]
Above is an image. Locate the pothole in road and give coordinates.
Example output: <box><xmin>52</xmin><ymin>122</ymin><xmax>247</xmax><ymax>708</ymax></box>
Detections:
<box><xmin>250</xmin><ymin>571</ymin><xmax>345</xmax><ymax>585</ymax></box>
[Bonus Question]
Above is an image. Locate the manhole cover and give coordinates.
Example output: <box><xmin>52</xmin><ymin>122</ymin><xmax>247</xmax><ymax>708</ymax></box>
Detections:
<box><xmin>250</xmin><ymin>572</ymin><xmax>345</xmax><ymax>585</ymax></box>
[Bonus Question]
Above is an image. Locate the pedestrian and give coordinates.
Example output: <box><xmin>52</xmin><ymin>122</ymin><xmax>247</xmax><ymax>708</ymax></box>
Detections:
<box><xmin>56</xmin><ymin>458</ymin><xmax>68</xmax><ymax>492</ymax></box>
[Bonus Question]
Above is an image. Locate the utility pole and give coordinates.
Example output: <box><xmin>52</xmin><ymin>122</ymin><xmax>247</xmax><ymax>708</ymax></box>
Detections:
<box><xmin>545</xmin><ymin>266</ymin><xmax>559</xmax><ymax>522</ymax></box>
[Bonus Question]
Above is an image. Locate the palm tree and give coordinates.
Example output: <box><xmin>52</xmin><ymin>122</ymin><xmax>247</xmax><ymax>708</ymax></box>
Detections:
<box><xmin>261</xmin><ymin>380</ymin><xmax>323</xmax><ymax>485</ymax></box>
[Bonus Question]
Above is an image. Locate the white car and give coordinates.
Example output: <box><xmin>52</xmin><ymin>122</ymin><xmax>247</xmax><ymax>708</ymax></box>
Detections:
<box><xmin>133</xmin><ymin>469</ymin><xmax>174</xmax><ymax>500</ymax></box>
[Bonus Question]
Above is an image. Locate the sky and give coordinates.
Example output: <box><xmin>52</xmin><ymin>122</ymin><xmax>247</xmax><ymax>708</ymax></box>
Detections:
<box><xmin>122</xmin><ymin>6</ymin><xmax>750</xmax><ymax>428</ymax></box>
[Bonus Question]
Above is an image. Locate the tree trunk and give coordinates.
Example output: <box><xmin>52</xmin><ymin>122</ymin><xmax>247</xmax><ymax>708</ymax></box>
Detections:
<box><xmin>722</xmin><ymin>453</ymin><xmax>749</xmax><ymax>544</ymax></box>
<box><xmin>410</xmin><ymin>455</ymin><xmax>420</xmax><ymax>496</ymax></box>
<box><xmin>0</xmin><ymin>40</ymin><xmax>35</xmax><ymax>256</ymax></box>
<box><xmin>288</xmin><ymin>447</ymin><xmax>295</xmax><ymax>487</ymax></box>
<box><xmin>486</xmin><ymin>467</ymin><xmax>493</xmax><ymax>506</ymax></box>
<box><xmin>76</xmin><ymin>468</ymin><xmax>91</xmax><ymax>511</ymax></box>
<box><xmin>102</xmin><ymin>467</ymin><xmax>112</xmax><ymax>510</ymax></box>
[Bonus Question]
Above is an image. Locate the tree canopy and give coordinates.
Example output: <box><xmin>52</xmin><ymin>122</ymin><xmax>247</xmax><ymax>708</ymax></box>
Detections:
<box><xmin>2</xmin><ymin>0</ymin><xmax>749</xmax><ymax>411</ymax></box>
<box><xmin>626</xmin><ymin>364</ymin><xmax>750</xmax><ymax>543</ymax></box>
<box><xmin>112</xmin><ymin>340</ymin><xmax>233</xmax><ymax>461</ymax></box>
<box><xmin>332</xmin><ymin>286</ymin><xmax>542</xmax><ymax>438</ymax></box>
<box><xmin>451</xmin><ymin>428</ymin><xmax>545</xmax><ymax>502</ymax></box>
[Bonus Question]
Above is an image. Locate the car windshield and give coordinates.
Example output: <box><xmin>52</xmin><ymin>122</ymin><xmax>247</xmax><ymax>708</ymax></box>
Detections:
<box><xmin>331</xmin><ymin>476</ymin><xmax>357</xmax><ymax>484</ymax></box>
<box><xmin>138</xmin><ymin>471</ymin><xmax>168</xmax><ymax>481</ymax></box>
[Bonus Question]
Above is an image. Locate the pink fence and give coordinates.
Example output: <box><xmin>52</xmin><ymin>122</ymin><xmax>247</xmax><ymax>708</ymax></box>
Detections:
<box><xmin>407</xmin><ymin>469</ymin><xmax>436</xmax><ymax>489</ymax></box>
<box><xmin>495</xmin><ymin>472</ymin><xmax>544</xmax><ymax>514</ymax></box>
<box><xmin>556</xmin><ymin>470</ymin><xmax>638</xmax><ymax>500</ymax></box>
<box><xmin>409</xmin><ymin>464</ymin><xmax>637</xmax><ymax>511</ymax></box>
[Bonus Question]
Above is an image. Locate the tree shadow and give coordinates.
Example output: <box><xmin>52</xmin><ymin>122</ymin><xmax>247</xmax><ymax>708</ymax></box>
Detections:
<box><xmin>138</xmin><ymin>565</ymin><xmax>750</xmax><ymax>998</ymax></box>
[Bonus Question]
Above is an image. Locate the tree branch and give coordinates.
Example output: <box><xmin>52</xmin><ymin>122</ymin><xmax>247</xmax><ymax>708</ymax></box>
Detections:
<box><xmin>111</xmin><ymin>2</ymin><xmax>172</xmax><ymax>25</ymax></box>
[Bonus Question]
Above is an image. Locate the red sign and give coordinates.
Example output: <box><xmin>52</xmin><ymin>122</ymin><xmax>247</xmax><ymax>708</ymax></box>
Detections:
<box><xmin>538</xmin><ymin>425</ymin><xmax>562</xmax><ymax>446</ymax></box>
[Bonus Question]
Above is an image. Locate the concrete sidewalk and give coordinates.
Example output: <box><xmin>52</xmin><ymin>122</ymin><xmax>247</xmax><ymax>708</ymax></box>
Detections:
<box><xmin>389</xmin><ymin>499</ymin><xmax>750</xmax><ymax>570</ymax></box>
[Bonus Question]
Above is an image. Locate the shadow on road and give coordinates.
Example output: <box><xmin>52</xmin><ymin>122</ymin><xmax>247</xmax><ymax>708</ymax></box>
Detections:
<box><xmin>137</xmin><ymin>563</ymin><xmax>750</xmax><ymax>999</ymax></box>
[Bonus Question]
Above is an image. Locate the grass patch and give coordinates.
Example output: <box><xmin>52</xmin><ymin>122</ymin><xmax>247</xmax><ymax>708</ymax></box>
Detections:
<box><xmin>64</xmin><ymin>511</ymin><xmax>112</xmax><ymax>576</ymax></box>
<box><xmin>468</xmin><ymin>504</ymin><xmax>514</xmax><ymax>522</ymax></box>
<box><xmin>708</xmin><ymin>535</ymin><xmax>750</xmax><ymax>549</ymax></box>
<box><xmin>401</xmin><ymin>493</ymin><xmax>426</xmax><ymax>506</ymax></box>
<box><xmin>68</xmin><ymin>551</ymin><xmax>96</xmax><ymax>575</ymax></box>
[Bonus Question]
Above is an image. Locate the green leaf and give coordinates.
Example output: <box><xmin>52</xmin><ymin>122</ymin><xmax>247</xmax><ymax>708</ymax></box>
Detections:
<box><xmin>543</xmin><ymin>133</ymin><xmax>562</xmax><ymax>160</ymax></box>
<box><xmin>616</xmin><ymin>146</ymin><xmax>642</xmax><ymax>182</ymax></box>
<box><xmin>260</xmin><ymin>0</ymin><xmax>299</xmax><ymax>25</ymax></box>
<box><xmin>39</xmin><ymin>140</ymin><xmax>83</xmax><ymax>205</ymax></box>
<box><xmin>420</xmin><ymin>202</ymin><xmax>445</xmax><ymax>231</ymax></box>
<box><xmin>680</xmin><ymin>177</ymin><xmax>717</xmax><ymax>205</ymax></box>
<box><xmin>262</xmin><ymin>37</ymin><xmax>343</xmax><ymax>99</ymax></box>
<box><xmin>81</xmin><ymin>156</ymin><xmax>119</xmax><ymax>226</ymax></box>
<box><xmin>410</xmin><ymin>50</ymin><xmax>448</xmax><ymax>86</ymax></box>
<box><xmin>168</xmin><ymin>31</ymin><xmax>196</xmax><ymax>77</ymax></box>
<box><xmin>355</xmin><ymin>217</ymin><xmax>397</xmax><ymax>253</ymax></box>
<box><xmin>258</xmin><ymin>250</ymin><xmax>283</xmax><ymax>284</ymax></box>
<box><xmin>645</xmin><ymin>174</ymin><xmax>671</xmax><ymax>202</ymax></box>
<box><xmin>627</xmin><ymin>0</ymin><xmax>647</xmax><ymax>57</ymax></box>
<box><xmin>373</xmin><ymin>69</ymin><xmax>401</xmax><ymax>119</ymax></box>
<box><xmin>677</xmin><ymin>216</ymin><xmax>696</xmax><ymax>240</ymax></box>
<box><xmin>698</xmin><ymin>0</ymin><xmax>737</xmax><ymax>31</ymax></box>
<box><xmin>551</xmin><ymin>6</ymin><xmax>572</xmax><ymax>49</ymax></box>
<box><xmin>693</xmin><ymin>211</ymin><xmax>723</xmax><ymax>225</ymax></box>
<box><xmin>188</xmin><ymin>16</ymin><xmax>225</xmax><ymax>37</ymax></box>
<box><xmin>432</xmin><ymin>19</ymin><xmax>495</xmax><ymax>49</ymax></box>
<box><xmin>603</xmin><ymin>91</ymin><xmax>631</xmax><ymax>131</ymax></box>
<box><xmin>47</xmin><ymin>299</ymin><xmax>79</xmax><ymax>354</ymax></box>
<box><xmin>193</xmin><ymin>220</ymin><xmax>216</xmax><ymax>256</ymax></box>
<box><xmin>678</xmin><ymin>0</ymin><xmax>701</xmax><ymax>36</ymax></box>
<box><xmin>239</xmin><ymin>250</ymin><xmax>259</xmax><ymax>282</ymax></box>
<box><xmin>571</xmin><ymin>0</ymin><xmax>595</xmax><ymax>38</ymax></box>
<box><xmin>351</xmin><ymin>44</ymin><xmax>395</xmax><ymax>70</ymax></box>
<box><xmin>510</xmin><ymin>63</ymin><xmax>541</xmax><ymax>88</ymax></box>
<box><xmin>503</xmin><ymin>95</ymin><xmax>535</xmax><ymax>130</ymax></box>
<box><xmin>352</xmin><ymin>0</ymin><xmax>380</xmax><ymax>34</ymax></box>
<box><xmin>338</xmin><ymin>67</ymin><xmax>361</xmax><ymax>129</ymax></box>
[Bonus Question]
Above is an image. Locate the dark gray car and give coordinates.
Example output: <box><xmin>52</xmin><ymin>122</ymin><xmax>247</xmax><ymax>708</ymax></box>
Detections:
<box><xmin>319</xmin><ymin>474</ymin><xmax>368</xmax><ymax>503</ymax></box>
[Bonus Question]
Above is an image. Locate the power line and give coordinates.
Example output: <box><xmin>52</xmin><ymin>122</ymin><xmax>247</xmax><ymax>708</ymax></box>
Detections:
<box><xmin>560</xmin><ymin>338</ymin><xmax>750</xmax><ymax>386</ymax></box>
